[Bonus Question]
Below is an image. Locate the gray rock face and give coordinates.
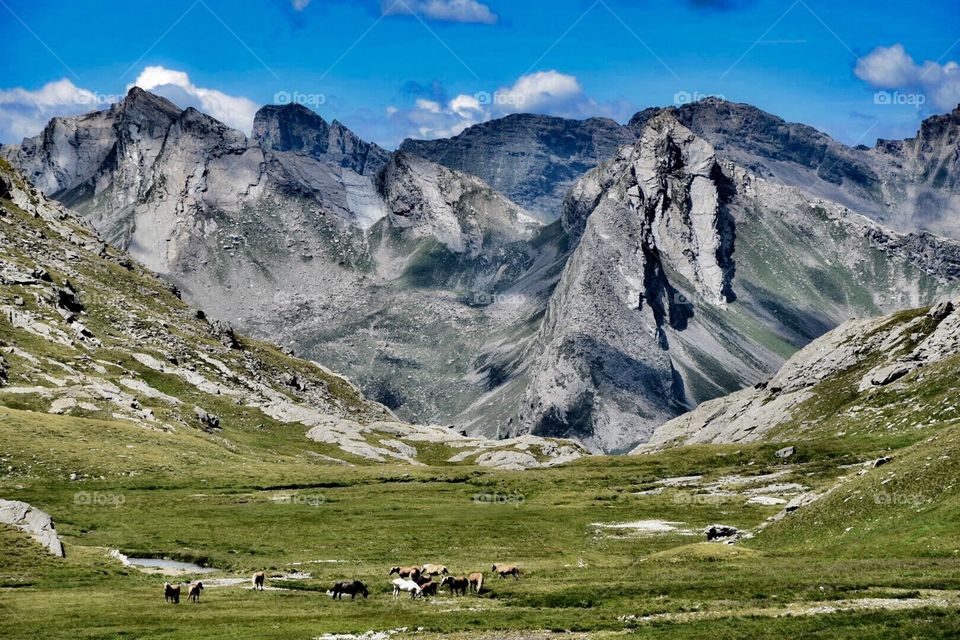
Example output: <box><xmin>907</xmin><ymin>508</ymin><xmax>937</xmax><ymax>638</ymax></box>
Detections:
<box><xmin>0</xmin><ymin>499</ymin><xmax>64</xmax><ymax>557</ymax></box>
<box><xmin>377</xmin><ymin>152</ymin><xmax>540</xmax><ymax>256</ymax></box>
<box><xmin>630</xmin><ymin>99</ymin><xmax>960</xmax><ymax>240</ymax></box>
<box><xmin>253</xmin><ymin>104</ymin><xmax>390</xmax><ymax>176</ymax></box>
<box><xmin>513</xmin><ymin>113</ymin><xmax>960</xmax><ymax>452</ymax></box>
<box><xmin>516</xmin><ymin>114</ymin><xmax>736</xmax><ymax>451</ymax></box>
<box><xmin>400</xmin><ymin>114</ymin><xmax>637</xmax><ymax>221</ymax></box>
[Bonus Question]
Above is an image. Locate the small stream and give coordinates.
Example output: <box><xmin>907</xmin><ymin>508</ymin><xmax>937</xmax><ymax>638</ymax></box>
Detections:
<box><xmin>126</xmin><ymin>557</ymin><xmax>219</xmax><ymax>573</ymax></box>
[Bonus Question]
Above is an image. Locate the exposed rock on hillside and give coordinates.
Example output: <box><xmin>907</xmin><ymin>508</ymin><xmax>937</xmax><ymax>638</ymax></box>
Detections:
<box><xmin>641</xmin><ymin>297</ymin><xmax>960</xmax><ymax>449</ymax></box>
<box><xmin>0</xmin><ymin>499</ymin><xmax>64</xmax><ymax>557</ymax></box>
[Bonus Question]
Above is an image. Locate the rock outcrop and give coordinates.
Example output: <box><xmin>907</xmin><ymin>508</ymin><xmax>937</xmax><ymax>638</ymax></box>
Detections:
<box><xmin>377</xmin><ymin>152</ymin><xmax>539</xmax><ymax>256</ymax></box>
<box><xmin>0</xmin><ymin>499</ymin><xmax>64</xmax><ymax>557</ymax></box>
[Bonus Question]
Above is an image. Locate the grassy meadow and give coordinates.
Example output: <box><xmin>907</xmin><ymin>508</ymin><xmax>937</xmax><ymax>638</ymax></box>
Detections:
<box><xmin>4</xmin><ymin>420</ymin><xmax>960</xmax><ymax>639</ymax></box>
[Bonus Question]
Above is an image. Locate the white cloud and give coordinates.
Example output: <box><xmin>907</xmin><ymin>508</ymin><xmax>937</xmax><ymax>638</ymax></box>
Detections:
<box><xmin>386</xmin><ymin>70</ymin><xmax>633</xmax><ymax>143</ymax></box>
<box><xmin>291</xmin><ymin>0</ymin><xmax>311</xmax><ymax>9</ymax></box>
<box><xmin>0</xmin><ymin>79</ymin><xmax>104</xmax><ymax>143</ymax></box>
<box><xmin>382</xmin><ymin>0</ymin><xmax>498</xmax><ymax>24</ymax></box>
<box><xmin>129</xmin><ymin>66</ymin><xmax>259</xmax><ymax>133</ymax></box>
<box><xmin>855</xmin><ymin>44</ymin><xmax>960</xmax><ymax>111</ymax></box>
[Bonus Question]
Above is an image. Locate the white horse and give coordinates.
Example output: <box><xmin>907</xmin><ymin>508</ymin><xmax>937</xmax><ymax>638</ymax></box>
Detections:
<box><xmin>391</xmin><ymin>578</ymin><xmax>421</xmax><ymax>599</ymax></box>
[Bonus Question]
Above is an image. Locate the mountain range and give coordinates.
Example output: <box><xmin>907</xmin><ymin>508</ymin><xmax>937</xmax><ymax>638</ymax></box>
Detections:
<box><xmin>3</xmin><ymin>89</ymin><xmax>959</xmax><ymax>452</ymax></box>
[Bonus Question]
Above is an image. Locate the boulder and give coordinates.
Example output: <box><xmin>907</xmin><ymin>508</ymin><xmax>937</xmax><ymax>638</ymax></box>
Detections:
<box><xmin>863</xmin><ymin>363</ymin><xmax>911</xmax><ymax>388</ymax></box>
<box><xmin>705</xmin><ymin>524</ymin><xmax>740</xmax><ymax>541</ymax></box>
<box><xmin>0</xmin><ymin>499</ymin><xmax>64</xmax><ymax>557</ymax></box>
<box><xmin>928</xmin><ymin>300</ymin><xmax>955</xmax><ymax>320</ymax></box>
<box><xmin>474</xmin><ymin>450</ymin><xmax>541</xmax><ymax>471</ymax></box>
<box><xmin>194</xmin><ymin>407</ymin><xmax>222</xmax><ymax>431</ymax></box>
<box><xmin>775</xmin><ymin>446</ymin><xmax>796</xmax><ymax>459</ymax></box>
<box><xmin>209</xmin><ymin>320</ymin><xmax>241</xmax><ymax>349</ymax></box>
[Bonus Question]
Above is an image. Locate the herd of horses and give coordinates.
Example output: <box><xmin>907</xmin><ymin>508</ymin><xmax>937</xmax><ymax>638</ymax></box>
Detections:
<box><xmin>161</xmin><ymin>564</ymin><xmax>521</xmax><ymax>604</ymax></box>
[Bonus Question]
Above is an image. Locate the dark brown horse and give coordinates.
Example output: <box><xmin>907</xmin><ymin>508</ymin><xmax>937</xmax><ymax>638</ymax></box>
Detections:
<box><xmin>332</xmin><ymin>580</ymin><xmax>369</xmax><ymax>600</ymax></box>
<box><xmin>440</xmin><ymin>575</ymin><xmax>469</xmax><ymax>596</ymax></box>
<box><xmin>188</xmin><ymin>581</ymin><xmax>204</xmax><ymax>603</ymax></box>
<box><xmin>163</xmin><ymin>582</ymin><xmax>181</xmax><ymax>604</ymax></box>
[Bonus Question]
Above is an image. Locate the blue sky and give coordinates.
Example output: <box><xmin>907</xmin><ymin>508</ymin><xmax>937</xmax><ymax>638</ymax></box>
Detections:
<box><xmin>1</xmin><ymin>0</ymin><xmax>958</xmax><ymax>148</ymax></box>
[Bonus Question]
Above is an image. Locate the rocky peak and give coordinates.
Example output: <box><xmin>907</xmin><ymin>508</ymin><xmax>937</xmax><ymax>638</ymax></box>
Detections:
<box><xmin>253</xmin><ymin>103</ymin><xmax>331</xmax><ymax>154</ymax></box>
<box><xmin>378</xmin><ymin>151</ymin><xmax>539</xmax><ymax>256</ymax></box>
<box><xmin>253</xmin><ymin>104</ymin><xmax>388</xmax><ymax>176</ymax></box>
<box><xmin>118</xmin><ymin>86</ymin><xmax>184</xmax><ymax>127</ymax></box>
<box><xmin>399</xmin><ymin>113</ymin><xmax>638</xmax><ymax>221</ymax></box>
<box><xmin>565</xmin><ymin>111</ymin><xmax>734</xmax><ymax>306</ymax></box>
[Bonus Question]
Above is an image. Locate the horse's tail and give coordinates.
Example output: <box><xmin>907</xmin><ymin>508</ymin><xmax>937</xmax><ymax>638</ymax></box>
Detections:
<box><xmin>477</xmin><ymin>574</ymin><xmax>483</xmax><ymax>594</ymax></box>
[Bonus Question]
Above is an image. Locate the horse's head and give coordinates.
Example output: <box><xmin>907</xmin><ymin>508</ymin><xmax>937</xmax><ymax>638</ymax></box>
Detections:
<box><xmin>360</xmin><ymin>582</ymin><xmax>369</xmax><ymax>597</ymax></box>
<box><xmin>388</xmin><ymin>566</ymin><xmax>399</xmax><ymax>575</ymax></box>
<box><xmin>491</xmin><ymin>564</ymin><xmax>498</xmax><ymax>572</ymax></box>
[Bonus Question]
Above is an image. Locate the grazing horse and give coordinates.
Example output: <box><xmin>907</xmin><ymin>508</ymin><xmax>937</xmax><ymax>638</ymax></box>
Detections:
<box><xmin>468</xmin><ymin>572</ymin><xmax>484</xmax><ymax>594</ymax></box>
<box><xmin>252</xmin><ymin>571</ymin><xmax>265</xmax><ymax>591</ymax></box>
<box><xmin>389</xmin><ymin>566</ymin><xmax>421</xmax><ymax>581</ymax></box>
<box><xmin>332</xmin><ymin>580</ymin><xmax>369</xmax><ymax>600</ymax></box>
<box><xmin>418</xmin><ymin>580</ymin><xmax>439</xmax><ymax>597</ymax></box>
<box><xmin>163</xmin><ymin>582</ymin><xmax>181</xmax><ymax>604</ymax></box>
<box><xmin>188</xmin><ymin>581</ymin><xmax>204</xmax><ymax>603</ymax></box>
<box><xmin>492</xmin><ymin>564</ymin><xmax>521</xmax><ymax>579</ymax></box>
<box><xmin>391</xmin><ymin>578</ymin><xmax>422</xmax><ymax>599</ymax></box>
<box><xmin>439</xmin><ymin>575</ymin><xmax>469</xmax><ymax>596</ymax></box>
<box><xmin>420</xmin><ymin>564</ymin><xmax>449</xmax><ymax>576</ymax></box>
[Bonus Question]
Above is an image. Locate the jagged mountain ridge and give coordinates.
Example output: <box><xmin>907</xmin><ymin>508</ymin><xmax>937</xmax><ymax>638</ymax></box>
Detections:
<box><xmin>0</xmin><ymin>158</ymin><xmax>584</xmax><ymax>469</ymax></box>
<box><xmin>400</xmin><ymin>113</ymin><xmax>637</xmax><ymax>222</ymax></box>
<box><xmin>505</xmin><ymin>113</ymin><xmax>960</xmax><ymax>451</ymax></box>
<box><xmin>4</xmin><ymin>90</ymin><xmax>960</xmax><ymax>452</ymax></box>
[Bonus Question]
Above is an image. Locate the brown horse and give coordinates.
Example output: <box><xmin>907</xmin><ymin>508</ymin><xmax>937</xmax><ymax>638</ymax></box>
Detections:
<box><xmin>163</xmin><ymin>582</ymin><xmax>181</xmax><ymax>604</ymax></box>
<box><xmin>188</xmin><ymin>581</ymin><xmax>204</xmax><ymax>603</ymax></box>
<box><xmin>418</xmin><ymin>580</ymin><xmax>439</xmax><ymax>597</ymax></box>
<box><xmin>252</xmin><ymin>571</ymin><xmax>265</xmax><ymax>591</ymax></box>
<box><xmin>468</xmin><ymin>572</ymin><xmax>484</xmax><ymax>594</ymax></box>
<box><xmin>492</xmin><ymin>564</ymin><xmax>521</xmax><ymax>579</ymax></box>
<box><xmin>332</xmin><ymin>580</ymin><xmax>369</xmax><ymax>600</ymax></box>
<box><xmin>389</xmin><ymin>566</ymin><xmax>421</xmax><ymax>581</ymax></box>
<box><xmin>439</xmin><ymin>575</ymin><xmax>469</xmax><ymax>596</ymax></box>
